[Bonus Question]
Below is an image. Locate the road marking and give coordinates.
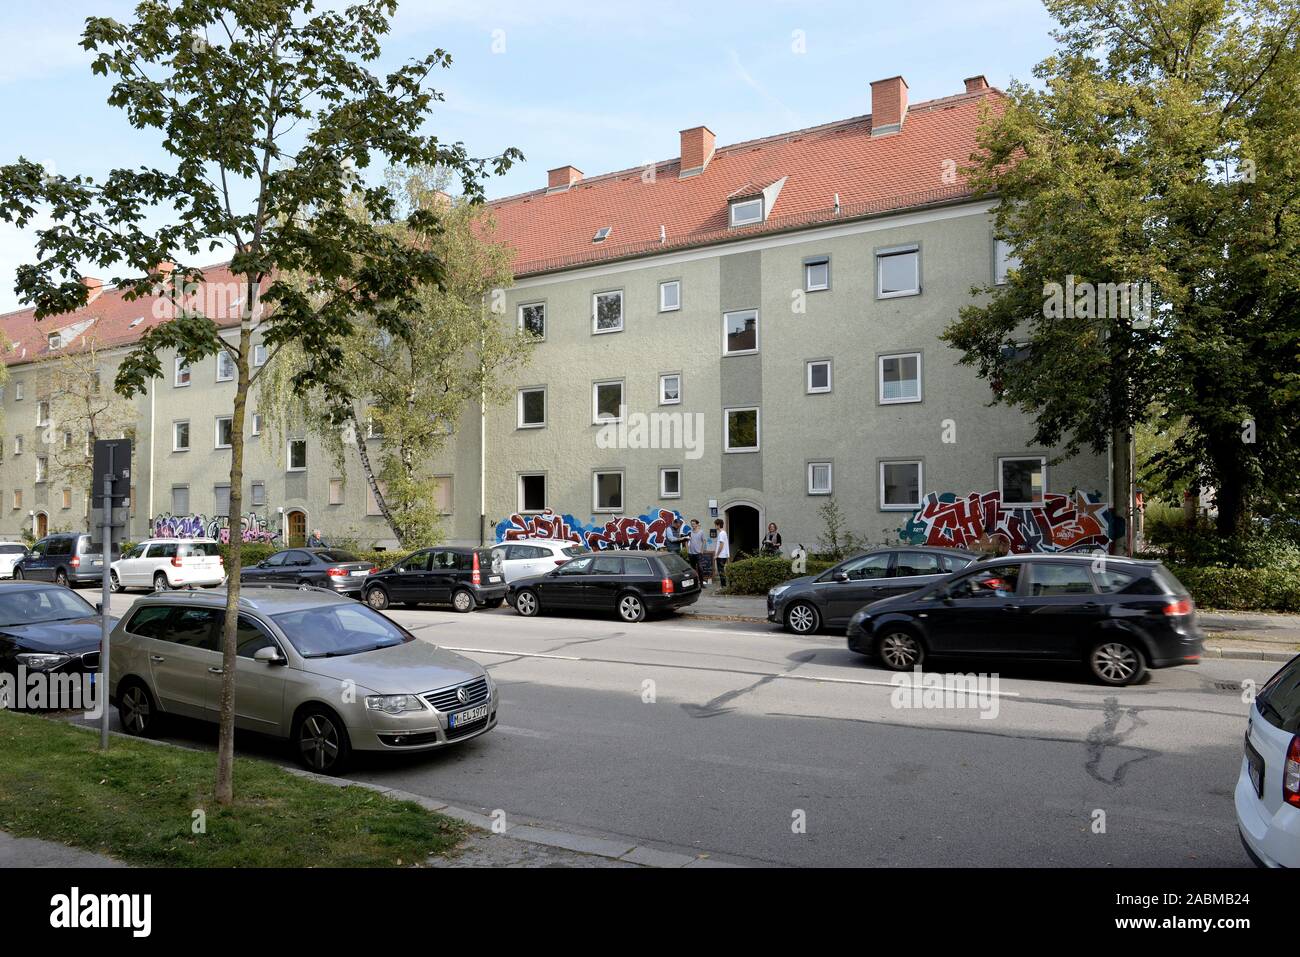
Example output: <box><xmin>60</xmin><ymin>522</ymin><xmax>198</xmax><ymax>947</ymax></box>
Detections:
<box><xmin>779</xmin><ymin>672</ymin><xmax>1021</xmax><ymax>698</ymax></box>
<box><xmin>439</xmin><ymin>646</ymin><xmax>583</xmax><ymax>661</ymax></box>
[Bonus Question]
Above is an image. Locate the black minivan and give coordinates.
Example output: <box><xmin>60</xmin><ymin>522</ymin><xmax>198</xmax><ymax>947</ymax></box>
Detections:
<box><xmin>14</xmin><ymin>533</ymin><xmax>114</xmax><ymax>588</ymax></box>
<box><xmin>363</xmin><ymin>546</ymin><xmax>506</xmax><ymax>612</ymax></box>
<box><xmin>506</xmin><ymin>549</ymin><xmax>701</xmax><ymax>623</ymax></box>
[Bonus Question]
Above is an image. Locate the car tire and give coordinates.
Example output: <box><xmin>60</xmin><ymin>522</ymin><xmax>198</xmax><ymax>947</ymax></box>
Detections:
<box><xmin>451</xmin><ymin>588</ymin><xmax>475</xmax><ymax>613</ymax></box>
<box><xmin>153</xmin><ymin>571</ymin><xmax>169</xmax><ymax>592</ymax></box>
<box><xmin>55</xmin><ymin>569</ymin><xmax>70</xmax><ymax>588</ymax></box>
<box><xmin>784</xmin><ymin>601</ymin><xmax>820</xmax><ymax>635</ymax></box>
<box><xmin>617</xmin><ymin>592</ymin><xmax>646</xmax><ymax>623</ymax></box>
<box><xmin>11</xmin><ymin>568</ymin><xmax>22</xmax><ymax>580</ymax></box>
<box><xmin>293</xmin><ymin>705</ymin><xmax>352</xmax><ymax>775</ymax></box>
<box><xmin>514</xmin><ymin>589</ymin><xmax>541</xmax><ymax>617</ymax></box>
<box><xmin>110</xmin><ymin>570</ymin><xmax>124</xmax><ymax>593</ymax></box>
<box><xmin>117</xmin><ymin>679</ymin><xmax>159</xmax><ymax>737</ymax></box>
<box><xmin>877</xmin><ymin>629</ymin><xmax>926</xmax><ymax>671</ymax></box>
<box><xmin>365</xmin><ymin>586</ymin><xmax>390</xmax><ymax>611</ymax></box>
<box><xmin>1088</xmin><ymin>638</ymin><xmax>1147</xmax><ymax>686</ymax></box>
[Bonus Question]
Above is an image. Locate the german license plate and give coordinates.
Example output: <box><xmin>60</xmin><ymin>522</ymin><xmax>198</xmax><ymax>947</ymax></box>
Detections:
<box><xmin>1245</xmin><ymin>735</ymin><xmax>1265</xmax><ymax>798</ymax></box>
<box><xmin>449</xmin><ymin>703</ymin><xmax>489</xmax><ymax>728</ymax></box>
<box><xmin>488</xmin><ymin>575</ymin><xmax>502</xmax><ymax>583</ymax></box>
<box><xmin>92</xmin><ymin>560</ymin><xmax>102</xmax><ymax>566</ymax></box>
<box><xmin>349</xmin><ymin>569</ymin><xmax>368</xmax><ymax>576</ymax></box>
<box><xmin>682</xmin><ymin>578</ymin><xmax>694</xmax><ymax>587</ymax></box>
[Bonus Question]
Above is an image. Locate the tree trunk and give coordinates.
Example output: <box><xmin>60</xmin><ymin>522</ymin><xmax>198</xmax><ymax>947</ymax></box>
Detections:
<box><xmin>349</xmin><ymin>406</ymin><xmax>403</xmax><ymax>545</ymax></box>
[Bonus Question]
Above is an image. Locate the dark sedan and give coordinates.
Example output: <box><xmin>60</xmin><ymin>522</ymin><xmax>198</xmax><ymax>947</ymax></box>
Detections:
<box><xmin>363</xmin><ymin>546</ymin><xmax>506</xmax><ymax>612</ymax></box>
<box><xmin>508</xmin><ymin>549</ymin><xmax>700</xmax><ymax>623</ymax></box>
<box><xmin>0</xmin><ymin>582</ymin><xmax>110</xmax><ymax>708</ymax></box>
<box><xmin>240</xmin><ymin>548</ymin><xmax>378</xmax><ymax>596</ymax></box>
<box><xmin>846</xmin><ymin>554</ymin><xmax>1204</xmax><ymax>686</ymax></box>
<box><xmin>768</xmin><ymin>546</ymin><xmax>979</xmax><ymax>635</ymax></box>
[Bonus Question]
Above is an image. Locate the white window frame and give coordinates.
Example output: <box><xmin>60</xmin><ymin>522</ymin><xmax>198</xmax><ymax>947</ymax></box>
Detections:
<box><xmin>879</xmin><ymin>460</ymin><xmax>923</xmax><ymax>511</ymax></box>
<box><xmin>806</xmin><ymin>359</ymin><xmax>832</xmax><ymax>394</ymax></box>
<box><xmin>172</xmin><ymin>420</ymin><xmax>190</xmax><ymax>452</ymax></box>
<box><xmin>804</xmin><ymin>256</ymin><xmax>830</xmax><ymax>292</ymax></box>
<box><xmin>592</xmin><ymin>379</ymin><xmax>624</xmax><ymax>424</ymax></box>
<box><xmin>592</xmin><ymin>290</ymin><xmax>624</xmax><ymax>335</ymax></box>
<box><xmin>47</xmin><ymin>332</ymin><xmax>61</xmax><ymax>350</ymax></box>
<box><xmin>250</xmin><ymin>481</ymin><xmax>266</xmax><ymax>507</ymax></box>
<box><xmin>171</xmin><ymin>485</ymin><xmax>189</xmax><ymax>515</ymax></box>
<box><xmin>328</xmin><ymin>478</ymin><xmax>344</xmax><ymax>506</ymax></box>
<box><xmin>36</xmin><ymin>400</ymin><xmax>50</xmax><ymax>426</ymax></box>
<box><xmin>722</xmin><ymin>308</ymin><xmax>759</xmax><ymax>356</ymax></box>
<box><xmin>518</xmin><ymin>472</ymin><xmax>547</xmax><ymax>514</ymax></box>
<box><xmin>876</xmin><ymin>244</ymin><xmax>921</xmax><ymax>299</ymax></box>
<box><xmin>724</xmin><ymin>406</ymin><xmax>761</xmax><ymax>453</ymax></box>
<box><xmin>13</xmin><ymin>381</ymin><xmax>22</xmax><ymax>401</ymax></box>
<box><xmin>213</xmin><ymin>484</ymin><xmax>231</xmax><ymax>517</ymax></box>
<box><xmin>252</xmin><ymin>413</ymin><xmax>264</xmax><ymax>436</ymax></box>
<box><xmin>729</xmin><ymin>197</ymin><xmax>763</xmax><ymax>227</ymax></box>
<box><xmin>287</xmin><ymin>439</ymin><xmax>307</xmax><ymax>472</ymax></box>
<box><xmin>808</xmin><ymin>462</ymin><xmax>833</xmax><ymax>495</ymax></box>
<box><xmin>174</xmin><ymin>356</ymin><xmax>191</xmax><ymax>387</ymax></box>
<box><xmin>659</xmin><ymin>373</ymin><xmax>682</xmax><ymax>406</ymax></box>
<box><xmin>878</xmin><ymin>352</ymin><xmax>923</xmax><ymax>404</ymax></box>
<box><xmin>517</xmin><ymin>387</ymin><xmax>547</xmax><ymax>429</ymax></box>
<box><xmin>592</xmin><ymin>469</ymin><xmax>624</xmax><ymax>514</ymax></box>
<box><xmin>659</xmin><ymin>467</ymin><xmax>682</xmax><ymax>499</ymax></box>
<box><xmin>13</xmin><ymin>435</ymin><xmax>22</xmax><ymax>455</ymax></box>
<box><xmin>35</xmin><ymin>454</ymin><xmax>47</xmax><ymax>483</ymax></box>
<box><xmin>659</xmin><ymin>280</ymin><xmax>681</xmax><ymax>313</ymax></box>
<box><xmin>215</xmin><ymin>415</ymin><xmax>233</xmax><ymax>449</ymax></box>
<box><xmin>253</xmin><ymin>343</ymin><xmax>268</xmax><ymax>366</ymax></box>
<box><xmin>518</xmin><ymin>301</ymin><xmax>546</xmax><ymax>340</ymax></box>
<box><xmin>994</xmin><ymin>238</ymin><xmax>1020</xmax><ymax>286</ymax></box>
<box><xmin>215</xmin><ymin>349</ymin><xmax>235</xmax><ymax>382</ymax></box>
<box><xmin>998</xmin><ymin>455</ymin><xmax>1047</xmax><ymax>506</ymax></box>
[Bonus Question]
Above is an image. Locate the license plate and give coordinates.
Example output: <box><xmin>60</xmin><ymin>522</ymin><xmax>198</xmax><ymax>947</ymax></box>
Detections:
<box><xmin>350</xmin><ymin>569</ymin><xmax>368</xmax><ymax>576</ymax></box>
<box><xmin>488</xmin><ymin>575</ymin><xmax>502</xmax><ymax>583</ymax></box>
<box><xmin>449</xmin><ymin>703</ymin><xmax>489</xmax><ymax>728</ymax></box>
<box><xmin>1245</xmin><ymin>735</ymin><xmax>1265</xmax><ymax>798</ymax></box>
<box><xmin>682</xmin><ymin>578</ymin><xmax>694</xmax><ymax>587</ymax></box>
<box><xmin>92</xmin><ymin>560</ymin><xmax>102</xmax><ymax>566</ymax></box>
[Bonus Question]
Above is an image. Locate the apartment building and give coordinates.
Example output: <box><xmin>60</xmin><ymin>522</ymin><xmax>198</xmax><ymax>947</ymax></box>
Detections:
<box><xmin>0</xmin><ymin>73</ymin><xmax>1117</xmax><ymax>556</ymax></box>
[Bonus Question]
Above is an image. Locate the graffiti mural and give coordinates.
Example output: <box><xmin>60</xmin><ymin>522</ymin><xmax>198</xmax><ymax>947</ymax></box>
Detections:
<box><xmin>150</xmin><ymin>512</ymin><xmax>280</xmax><ymax>545</ymax></box>
<box><xmin>495</xmin><ymin>508</ymin><xmax>685</xmax><ymax>551</ymax></box>
<box><xmin>898</xmin><ymin>491</ymin><xmax>1119</xmax><ymax>553</ymax></box>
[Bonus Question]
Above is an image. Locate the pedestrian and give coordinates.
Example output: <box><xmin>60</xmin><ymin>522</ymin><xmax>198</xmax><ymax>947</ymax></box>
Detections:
<box><xmin>699</xmin><ymin>525</ymin><xmax>716</xmax><ymax>586</ymax></box>
<box><xmin>664</xmin><ymin>517</ymin><xmax>687</xmax><ymax>554</ymax></box>
<box><xmin>687</xmin><ymin>518</ymin><xmax>706</xmax><ymax>575</ymax></box>
<box><xmin>713</xmin><ymin>518</ymin><xmax>730</xmax><ymax>588</ymax></box>
<box><xmin>307</xmin><ymin>528</ymin><xmax>327</xmax><ymax>547</ymax></box>
<box><xmin>761</xmin><ymin>522</ymin><xmax>783</xmax><ymax>557</ymax></box>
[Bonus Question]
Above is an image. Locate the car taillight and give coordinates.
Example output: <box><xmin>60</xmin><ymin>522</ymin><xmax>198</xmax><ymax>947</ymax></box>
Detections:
<box><xmin>218</xmin><ymin>555</ymin><xmax>224</xmax><ymax>565</ymax></box>
<box><xmin>1285</xmin><ymin>735</ymin><xmax>1300</xmax><ymax>808</ymax></box>
<box><xmin>171</xmin><ymin>556</ymin><xmax>183</xmax><ymax>567</ymax></box>
<box><xmin>70</xmin><ymin>556</ymin><xmax>80</xmax><ymax>568</ymax></box>
<box><xmin>326</xmin><ymin>567</ymin><xmax>346</xmax><ymax>577</ymax></box>
<box><xmin>471</xmin><ymin>551</ymin><xmax>481</xmax><ymax>586</ymax></box>
<box><xmin>1163</xmin><ymin>598</ymin><xmax>1193</xmax><ymax>616</ymax></box>
<box><xmin>661</xmin><ymin>577</ymin><xmax>673</xmax><ymax>595</ymax></box>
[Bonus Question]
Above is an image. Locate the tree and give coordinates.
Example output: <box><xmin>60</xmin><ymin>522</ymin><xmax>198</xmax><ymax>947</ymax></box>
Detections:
<box><xmin>0</xmin><ymin>0</ymin><xmax>519</xmax><ymax>803</ymax></box>
<box><xmin>942</xmin><ymin>0</ymin><xmax>1300</xmax><ymax>542</ymax></box>
<box><xmin>261</xmin><ymin>166</ymin><xmax>534</xmax><ymax>547</ymax></box>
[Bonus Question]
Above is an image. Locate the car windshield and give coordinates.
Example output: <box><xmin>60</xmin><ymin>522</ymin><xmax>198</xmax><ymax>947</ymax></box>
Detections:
<box><xmin>271</xmin><ymin>603</ymin><xmax>413</xmax><ymax>658</ymax></box>
<box><xmin>316</xmin><ymin>550</ymin><xmax>360</xmax><ymax>563</ymax></box>
<box><xmin>0</xmin><ymin>586</ymin><xmax>96</xmax><ymax>626</ymax></box>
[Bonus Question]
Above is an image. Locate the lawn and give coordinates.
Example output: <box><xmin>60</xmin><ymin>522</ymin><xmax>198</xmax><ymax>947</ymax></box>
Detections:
<box><xmin>0</xmin><ymin>710</ymin><xmax>464</xmax><ymax>867</ymax></box>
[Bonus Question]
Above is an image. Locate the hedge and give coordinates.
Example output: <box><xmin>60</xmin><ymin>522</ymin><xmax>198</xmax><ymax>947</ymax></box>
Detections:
<box><xmin>721</xmin><ymin>555</ymin><xmax>838</xmax><ymax>595</ymax></box>
<box><xmin>1167</xmin><ymin>564</ymin><xmax>1300</xmax><ymax>614</ymax></box>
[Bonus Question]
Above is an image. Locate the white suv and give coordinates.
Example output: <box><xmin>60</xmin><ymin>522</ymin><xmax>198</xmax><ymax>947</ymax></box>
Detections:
<box><xmin>490</xmin><ymin>539</ymin><xmax>589</xmax><ymax>584</ymax></box>
<box><xmin>1236</xmin><ymin>653</ymin><xmax>1300</xmax><ymax>867</ymax></box>
<box><xmin>111</xmin><ymin>538</ymin><xmax>226</xmax><ymax>592</ymax></box>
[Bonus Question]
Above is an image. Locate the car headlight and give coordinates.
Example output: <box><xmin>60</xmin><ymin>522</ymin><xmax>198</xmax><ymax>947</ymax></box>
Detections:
<box><xmin>17</xmin><ymin>652</ymin><xmax>71</xmax><ymax>672</ymax></box>
<box><xmin>769</xmin><ymin>585</ymin><xmax>790</xmax><ymax>598</ymax></box>
<box><xmin>364</xmin><ymin>694</ymin><xmax>426</xmax><ymax>715</ymax></box>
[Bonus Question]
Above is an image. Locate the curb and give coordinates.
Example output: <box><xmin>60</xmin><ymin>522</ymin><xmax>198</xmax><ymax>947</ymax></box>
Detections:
<box><xmin>1203</xmin><ymin>646</ymin><xmax>1296</xmax><ymax>662</ymax></box>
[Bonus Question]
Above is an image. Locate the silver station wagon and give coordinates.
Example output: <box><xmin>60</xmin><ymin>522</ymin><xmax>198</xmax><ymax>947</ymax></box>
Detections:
<box><xmin>108</xmin><ymin>584</ymin><xmax>498</xmax><ymax>773</ymax></box>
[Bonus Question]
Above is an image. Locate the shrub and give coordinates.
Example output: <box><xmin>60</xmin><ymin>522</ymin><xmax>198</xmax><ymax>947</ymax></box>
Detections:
<box><xmin>1167</xmin><ymin>564</ymin><xmax>1300</xmax><ymax>613</ymax></box>
<box><xmin>721</xmin><ymin>555</ymin><xmax>836</xmax><ymax>595</ymax></box>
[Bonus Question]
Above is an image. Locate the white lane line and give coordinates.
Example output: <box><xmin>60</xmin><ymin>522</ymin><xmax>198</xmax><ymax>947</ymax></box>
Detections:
<box><xmin>778</xmin><ymin>672</ymin><xmax>1022</xmax><ymax>698</ymax></box>
<box><xmin>439</xmin><ymin>646</ymin><xmax>583</xmax><ymax>661</ymax></box>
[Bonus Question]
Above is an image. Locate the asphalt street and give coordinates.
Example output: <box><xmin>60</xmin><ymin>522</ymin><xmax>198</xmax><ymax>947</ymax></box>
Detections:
<box><xmin>95</xmin><ymin>590</ymin><xmax>1279</xmax><ymax>867</ymax></box>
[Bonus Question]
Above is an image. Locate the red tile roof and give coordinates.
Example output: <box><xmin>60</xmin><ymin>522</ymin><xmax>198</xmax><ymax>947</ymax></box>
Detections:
<box><xmin>487</xmin><ymin>84</ymin><xmax>1005</xmax><ymax>277</ymax></box>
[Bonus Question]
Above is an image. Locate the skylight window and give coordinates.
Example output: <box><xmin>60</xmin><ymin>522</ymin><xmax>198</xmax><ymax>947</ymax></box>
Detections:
<box><xmin>593</xmin><ymin>226</ymin><xmax>612</xmax><ymax>243</ymax></box>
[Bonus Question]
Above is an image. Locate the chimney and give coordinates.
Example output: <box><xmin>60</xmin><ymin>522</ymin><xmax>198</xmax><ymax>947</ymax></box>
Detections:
<box><xmin>679</xmin><ymin>126</ymin><xmax>716</xmax><ymax>178</ymax></box>
<box><xmin>547</xmin><ymin>165</ymin><xmax>583</xmax><ymax>193</ymax></box>
<box><xmin>870</xmin><ymin>76</ymin><xmax>909</xmax><ymax>137</ymax></box>
<box><xmin>81</xmin><ymin>276</ymin><xmax>105</xmax><ymax>304</ymax></box>
<box><xmin>964</xmin><ymin>75</ymin><xmax>989</xmax><ymax>93</ymax></box>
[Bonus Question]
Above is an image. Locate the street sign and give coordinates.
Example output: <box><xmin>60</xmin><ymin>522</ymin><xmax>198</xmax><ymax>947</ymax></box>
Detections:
<box><xmin>91</xmin><ymin>438</ymin><xmax>130</xmax><ymax>752</ymax></box>
<box><xmin>91</xmin><ymin>438</ymin><xmax>132</xmax><ymax>508</ymax></box>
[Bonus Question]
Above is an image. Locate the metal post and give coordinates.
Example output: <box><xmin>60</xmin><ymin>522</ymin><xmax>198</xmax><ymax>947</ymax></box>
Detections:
<box><xmin>99</xmin><ymin>446</ymin><xmax>114</xmax><ymax>750</ymax></box>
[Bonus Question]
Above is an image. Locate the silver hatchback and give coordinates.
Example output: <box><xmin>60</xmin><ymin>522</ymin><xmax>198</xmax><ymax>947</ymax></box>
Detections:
<box><xmin>108</xmin><ymin>585</ymin><xmax>498</xmax><ymax>773</ymax></box>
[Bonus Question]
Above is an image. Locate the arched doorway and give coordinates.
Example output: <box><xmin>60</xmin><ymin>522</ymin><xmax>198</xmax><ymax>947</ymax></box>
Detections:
<box><xmin>34</xmin><ymin>511</ymin><xmax>48</xmax><ymax>538</ymax></box>
<box><xmin>724</xmin><ymin>503</ymin><xmax>761</xmax><ymax>559</ymax></box>
<box><xmin>285</xmin><ymin>510</ymin><xmax>307</xmax><ymax>547</ymax></box>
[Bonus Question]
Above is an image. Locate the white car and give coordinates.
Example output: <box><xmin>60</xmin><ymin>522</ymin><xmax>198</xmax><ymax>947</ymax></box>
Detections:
<box><xmin>111</xmin><ymin>538</ymin><xmax>226</xmax><ymax>592</ymax></box>
<box><xmin>0</xmin><ymin>542</ymin><xmax>29</xmax><ymax>579</ymax></box>
<box><xmin>490</xmin><ymin>539</ymin><xmax>590</xmax><ymax>584</ymax></box>
<box><xmin>1236</xmin><ymin>653</ymin><xmax>1300</xmax><ymax>867</ymax></box>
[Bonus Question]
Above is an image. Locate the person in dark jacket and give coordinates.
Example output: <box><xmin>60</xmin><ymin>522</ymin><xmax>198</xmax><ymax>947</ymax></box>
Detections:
<box><xmin>760</xmin><ymin>522</ymin><xmax>783</xmax><ymax>556</ymax></box>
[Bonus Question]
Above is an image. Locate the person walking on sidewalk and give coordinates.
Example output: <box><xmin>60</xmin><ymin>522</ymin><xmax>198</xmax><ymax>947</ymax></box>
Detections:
<box><xmin>687</xmin><ymin>518</ymin><xmax>706</xmax><ymax>575</ymax></box>
<box><xmin>713</xmin><ymin>518</ymin><xmax>731</xmax><ymax>589</ymax></box>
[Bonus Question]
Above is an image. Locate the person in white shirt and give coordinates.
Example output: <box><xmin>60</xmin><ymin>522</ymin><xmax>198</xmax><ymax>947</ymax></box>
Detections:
<box><xmin>713</xmin><ymin>518</ymin><xmax>730</xmax><ymax>588</ymax></box>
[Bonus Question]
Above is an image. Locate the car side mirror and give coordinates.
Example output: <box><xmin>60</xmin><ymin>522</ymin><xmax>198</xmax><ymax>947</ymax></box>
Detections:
<box><xmin>253</xmin><ymin>646</ymin><xmax>286</xmax><ymax>665</ymax></box>
<box><xmin>95</xmin><ymin>602</ymin><xmax>103</xmax><ymax>614</ymax></box>
<box><xmin>832</xmin><ymin>571</ymin><xmax>849</xmax><ymax>583</ymax></box>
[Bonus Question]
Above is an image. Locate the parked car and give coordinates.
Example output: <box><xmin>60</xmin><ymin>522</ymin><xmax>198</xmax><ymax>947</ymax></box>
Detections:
<box><xmin>240</xmin><ymin>547</ymin><xmax>377</xmax><ymax>596</ymax></box>
<box><xmin>846</xmin><ymin>554</ymin><xmax>1203</xmax><ymax>686</ymax></box>
<box><xmin>0</xmin><ymin>542</ymin><xmax>29</xmax><ymax>579</ymax></box>
<box><xmin>1237</xmin><ymin>653</ymin><xmax>1300</xmax><ymax>867</ymax></box>
<box><xmin>0</xmin><ymin>582</ymin><xmax>108</xmax><ymax>703</ymax></box>
<box><xmin>768</xmin><ymin>546</ymin><xmax>979</xmax><ymax>635</ymax></box>
<box><xmin>111</xmin><ymin>538</ymin><xmax>225</xmax><ymax>592</ymax></box>
<box><xmin>13</xmin><ymin>532</ymin><xmax>114</xmax><ymax>588</ymax></box>
<box><xmin>507</xmin><ymin>549</ymin><xmax>700</xmax><ymax>623</ymax></box>
<box><xmin>363</xmin><ymin>546</ymin><xmax>506</xmax><ymax>613</ymax></box>
<box><xmin>108</xmin><ymin>586</ymin><xmax>497</xmax><ymax>773</ymax></box>
<box><xmin>490</xmin><ymin>538</ymin><xmax>590</xmax><ymax>583</ymax></box>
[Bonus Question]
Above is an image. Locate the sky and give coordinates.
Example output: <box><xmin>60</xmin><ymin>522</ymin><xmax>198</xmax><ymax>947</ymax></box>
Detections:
<box><xmin>0</xmin><ymin>0</ymin><xmax>1061</xmax><ymax>314</ymax></box>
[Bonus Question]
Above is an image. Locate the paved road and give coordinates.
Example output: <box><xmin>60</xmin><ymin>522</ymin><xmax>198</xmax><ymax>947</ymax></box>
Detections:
<box><xmin>96</xmin><ymin>590</ymin><xmax>1278</xmax><ymax>867</ymax></box>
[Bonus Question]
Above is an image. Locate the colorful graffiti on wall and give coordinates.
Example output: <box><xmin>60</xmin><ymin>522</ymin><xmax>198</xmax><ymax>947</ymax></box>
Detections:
<box><xmin>149</xmin><ymin>512</ymin><xmax>280</xmax><ymax>545</ymax></box>
<box><xmin>898</xmin><ymin>491</ymin><xmax>1119</xmax><ymax>553</ymax></box>
<box><xmin>495</xmin><ymin>508</ymin><xmax>685</xmax><ymax>551</ymax></box>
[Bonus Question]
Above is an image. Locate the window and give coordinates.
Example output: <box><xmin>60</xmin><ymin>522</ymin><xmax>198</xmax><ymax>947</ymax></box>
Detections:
<box><xmin>174</xmin><ymin>356</ymin><xmax>191</xmax><ymax>387</ymax></box>
<box><xmin>518</xmin><ymin>387</ymin><xmax>546</xmax><ymax>428</ymax></box>
<box><xmin>36</xmin><ymin>400</ymin><xmax>50</xmax><ymax>426</ymax></box>
<box><xmin>592</xmin><ymin>380</ymin><xmax>624</xmax><ymax>423</ymax></box>
<box><xmin>836</xmin><ymin>553</ymin><xmax>890</xmax><ymax>581</ymax></box>
<box><xmin>808</xmin><ymin>462</ymin><xmax>832</xmax><ymax>495</ymax></box>
<box><xmin>999</xmin><ymin>456</ymin><xmax>1046</xmax><ymax>505</ymax></box>
<box><xmin>60</xmin><ymin>488</ymin><xmax>71</xmax><ymax>509</ymax></box>
<box><xmin>215</xmin><ymin>416</ymin><xmax>233</xmax><ymax>448</ymax></box>
<box><xmin>877</xmin><ymin>245</ymin><xmax>920</xmax><ymax>298</ymax></box>
<box><xmin>365</xmin><ymin>412</ymin><xmax>384</xmax><ymax>439</ymax></box>
<box><xmin>948</xmin><ymin>564</ymin><xmax>1023</xmax><ymax>600</ymax></box>
<box><xmin>1027</xmin><ymin>562</ymin><xmax>1095</xmax><ymax>596</ymax></box>
<box><xmin>723</xmin><ymin>309</ymin><xmax>758</xmax><ymax>355</ymax></box>
<box><xmin>519</xmin><ymin>473</ymin><xmax>546</xmax><ymax>513</ymax></box>
<box><xmin>62</xmin><ymin>430</ymin><xmax>72</xmax><ymax>450</ymax></box>
<box><xmin>287</xmin><ymin>439</ymin><xmax>307</xmax><ymax>471</ymax></box>
<box><xmin>806</xmin><ymin>359</ymin><xmax>831</xmax><ymax>394</ymax></box>
<box><xmin>894</xmin><ymin>552</ymin><xmax>943</xmax><ymax>577</ymax></box>
<box><xmin>724</xmin><ymin>407</ymin><xmax>760</xmax><ymax>453</ymax></box>
<box><xmin>518</xmin><ymin>302</ymin><xmax>546</xmax><ymax>339</ymax></box>
<box><xmin>213</xmin><ymin>484</ymin><xmax>231</xmax><ymax>516</ymax></box>
<box><xmin>433</xmin><ymin>475</ymin><xmax>453</xmax><ymax>515</ymax></box>
<box><xmin>47</xmin><ymin>332</ymin><xmax>61</xmax><ymax>349</ymax></box>
<box><xmin>173</xmin><ymin>421</ymin><xmax>190</xmax><ymax>452</ymax></box>
<box><xmin>879</xmin><ymin>353</ymin><xmax>922</xmax><ymax>403</ymax></box>
<box><xmin>593</xmin><ymin>226</ymin><xmax>612</xmax><ymax>243</ymax></box>
<box><xmin>35</xmin><ymin>455</ymin><xmax>47</xmax><ymax>483</ymax></box>
<box><xmin>660</xmin><ymin>467</ymin><xmax>681</xmax><ymax>499</ymax></box>
<box><xmin>994</xmin><ymin>238</ymin><xmax>1020</xmax><ymax>285</ymax></box>
<box><xmin>11</xmin><ymin>490</ymin><xmax>20</xmax><ymax>509</ymax></box>
<box><xmin>880</xmin><ymin>460</ymin><xmax>922</xmax><ymax>510</ymax></box>
<box><xmin>593</xmin><ymin>290</ymin><xmax>623</xmax><ymax>334</ymax></box>
<box><xmin>804</xmin><ymin>256</ymin><xmax>830</xmax><ymax>292</ymax></box>
<box><xmin>216</xmin><ymin>350</ymin><xmax>235</xmax><ymax>382</ymax></box>
<box><xmin>659</xmin><ymin>373</ymin><xmax>681</xmax><ymax>405</ymax></box>
<box><xmin>13</xmin><ymin>381</ymin><xmax>22</xmax><ymax>400</ymax></box>
<box><xmin>235</xmin><ymin>616</ymin><xmax>279</xmax><ymax>660</ymax></box>
<box><xmin>172</xmin><ymin>485</ymin><xmax>189</xmax><ymax>514</ymax></box>
<box><xmin>250</xmin><ymin>481</ymin><xmax>266</xmax><ymax>507</ymax></box>
<box><xmin>253</xmin><ymin>343</ymin><xmax>268</xmax><ymax>366</ymax></box>
<box><xmin>12</xmin><ymin>435</ymin><xmax>21</xmax><ymax>455</ymax></box>
<box><xmin>659</xmin><ymin>280</ymin><xmax>681</xmax><ymax>312</ymax></box>
<box><xmin>729</xmin><ymin>197</ymin><xmax>763</xmax><ymax>227</ymax></box>
<box><xmin>252</xmin><ymin>413</ymin><xmax>264</xmax><ymax>436</ymax></box>
<box><xmin>593</xmin><ymin>470</ymin><xmax>624</xmax><ymax>512</ymax></box>
<box><xmin>329</xmin><ymin>478</ymin><xmax>343</xmax><ymax>505</ymax></box>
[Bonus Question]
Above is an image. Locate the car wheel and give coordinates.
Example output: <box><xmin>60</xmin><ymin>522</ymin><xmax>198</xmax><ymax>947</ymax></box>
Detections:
<box><xmin>617</xmin><ymin>592</ymin><xmax>646</xmax><ymax>623</ymax></box>
<box><xmin>117</xmin><ymin>680</ymin><xmax>159</xmax><ymax>737</ymax></box>
<box><xmin>877</xmin><ymin>629</ymin><xmax>925</xmax><ymax>671</ymax></box>
<box><xmin>1088</xmin><ymin>638</ymin><xmax>1147</xmax><ymax>686</ymax></box>
<box><xmin>55</xmin><ymin>569</ymin><xmax>70</xmax><ymax>588</ymax></box>
<box><xmin>294</xmin><ymin>706</ymin><xmax>352</xmax><ymax>775</ymax></box>
<box><xmin>110</xmin><ymin>570</ymin><xmax>124</xmax><ymax>593</ymax></box>
<box><xmin>514</xmin><ymin>589</ymin><xmax>540</xmax><ymax>617</ymax></box>
<box><xmin>451</xmin><ymin>588</ymin><xmax>475</xmax><ymax>613</ymax></box>
<box><xmin>153</xmin><ymin>571</ymin><xmax>169</xmax><ymax>592</ymax></box>
<box><xmin>784</xmin><ymin>601</ymin><xmax>820</xmax><ymax>635</ymax></box>
<box><xmin>365</xmin><ymin>586</ymin><xmax>390</xmax><ymax>610</ymax></box>
<box><xmin>11</xmin><ymin>568</ymin><xmax>22</xmax><ymax>580</ymax></box>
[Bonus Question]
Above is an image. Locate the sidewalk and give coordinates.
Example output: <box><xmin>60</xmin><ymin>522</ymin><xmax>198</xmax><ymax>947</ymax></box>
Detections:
<box><xmin>0</xmin><ymin>831</ymin><xmax>124</xmax><ymax>868</ymax></box>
